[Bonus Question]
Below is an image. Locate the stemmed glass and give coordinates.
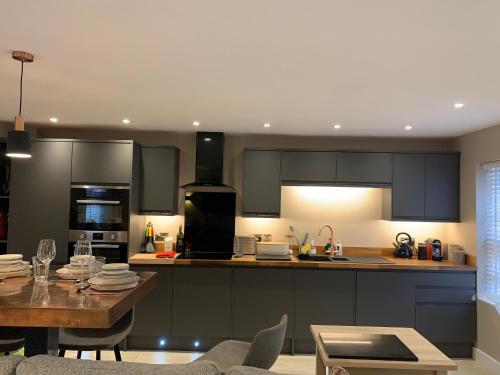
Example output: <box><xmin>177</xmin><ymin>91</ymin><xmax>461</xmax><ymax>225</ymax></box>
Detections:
<box><xmin>74</xmin><ymin>240</ymin><xmax>92</xmax><ymax>288</ymax></box>
<box><xmin>36</xmin><ymin>239</ymin><xmax>56</xmax><ymax>283</ymax></box>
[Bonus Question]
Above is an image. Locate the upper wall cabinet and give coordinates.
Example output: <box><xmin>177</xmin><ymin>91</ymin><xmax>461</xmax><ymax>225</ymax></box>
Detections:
<box><xmin>281</xmin><ymin>151</ymin><xmax>336</xmax><ymax>184</ymax></box>
<box><xmin>392</xmin><ymin>153</ymin><xmax>426</xmax><ymax>220</ymax></box>
<box><xmin>391</xmin><ymin>152</ymin><xmax>460</xmax><ymax>222</ymax></box>
<box><xmin>8</xmin><ymin>140</ymin><xmax>72</xmax><ymax>263</ymax></box>
<box><xmin>424</xmin><ymin>153</ymin><xmax>460</xmax><ymax>221</ymax></box>
<box><xmin>243</xmin><ymin>150</ymin><xmax>281</xmax><ymax>217</ymax></box>
<box><xmin>72</xmin><ymin>141</ymin><xmax>133</xmax><ymax>184</ymax></box>
<box><xmin>336</xmin><ymin>152</ymin><xmax>393</xmax><ymax>185</ymax></box>
<box><xmin>139</xmin><ymin>146</ymin><xmax>179</xmax><ymax>215</ymax></box>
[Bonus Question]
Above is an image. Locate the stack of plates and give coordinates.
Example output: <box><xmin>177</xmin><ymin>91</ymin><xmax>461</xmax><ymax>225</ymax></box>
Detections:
<box><xmin>233</xmin><ymin>236</ymin><xmax>256</xmax><ymax>257</ymax></box>
<box><xmin>0</xmin><ymin>254</ymin><xmax>32</xmax><ymax>279</ymax></box>
<box><xmin>88</xmin><ymin>263</ymin><xmax>140</xmax><ymax>292</ymax></box>
<box><xmin>56</xmin><ymin>255</ymin><xmax>95</xmax><ymax>280</ymax></box>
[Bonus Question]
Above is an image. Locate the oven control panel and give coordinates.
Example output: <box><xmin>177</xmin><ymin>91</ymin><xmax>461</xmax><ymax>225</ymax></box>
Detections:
<box><xmin>69</xmin><ymin>230</ymin><xmax>127</xmax><ymax>243</ymax></box>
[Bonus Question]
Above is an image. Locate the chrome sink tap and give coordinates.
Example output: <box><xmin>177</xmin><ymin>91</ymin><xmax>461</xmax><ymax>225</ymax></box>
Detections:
<box><xmin>318</xmin><ymin>224</ymin><xmax>335</xmax><ymax>255</ymax></box>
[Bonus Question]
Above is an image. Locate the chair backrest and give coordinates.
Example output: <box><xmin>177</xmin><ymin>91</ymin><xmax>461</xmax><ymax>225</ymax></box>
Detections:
<box><xmin>242</xmin><ymin>315</ymin><xmax>288</xmax><ymax>370</ymax></box>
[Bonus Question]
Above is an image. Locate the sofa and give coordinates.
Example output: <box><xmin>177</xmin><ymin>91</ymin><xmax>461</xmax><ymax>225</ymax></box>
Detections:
<box><xmin>0</xmin><ymin>355</ymin><xmax>291</xmax><ymax>375</ymax></box>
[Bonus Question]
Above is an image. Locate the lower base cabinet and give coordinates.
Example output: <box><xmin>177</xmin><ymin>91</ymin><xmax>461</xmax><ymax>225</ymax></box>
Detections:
<box><xmin>294</xmin><ymin>269</ymin><xmax>355</xmax><ymax>353</ymax></box>
<box><xmin>232</xmin><ymin>268</ymin><xmax>293</xmax><ymax>352</ymax></box>
<box><xmin>128</xmin><ymin>266</ymin><xmax>173</xmax><ymax>349</ymax></box>
<box><xmin>128</xmin><ymin>267</ymin><xmax>476</xmax><ymax>357</ymax></box>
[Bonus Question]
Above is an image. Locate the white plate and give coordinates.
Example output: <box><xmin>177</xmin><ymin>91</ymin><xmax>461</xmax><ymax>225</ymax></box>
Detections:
<box><xmin>89</xmin><ymin>275</ymin><xmax>140</xmax><ymax>286</ymax></box>
<box><xmin>0</xmin><ymin>254</ymin><xmax>23</xmax><ymax>261</ymax></box>
<box><xmin>56</xmin><ymin>268</ymin><xmax>91</xmax><ymax>276</ymax></box>
<box><xmin>100</xmin><ymin>271</ymin><xmax>137</xmax><ymax>279</ymax></box>
<box><xmin>0</xmin><ymin>262</ymin><xmax>31</xmax><ymax>273</ymax></box>
<box><xmin>0</xmin><ymin>269</ymin><xmax>32</xmax><ymax>278</ymax></box>
<box><xmin>0</xmin><ymin>260</ymin><xmax>23</xmax><ymax>266</ymax></box>
<box><xmin>90</xmin><ymin>281</ymin><xmax>138</xmax><ymax>291</ymax></box>
<box><xmin>101</xmin><ymin>263</ymin><xmax>129</xmax><ymax>271</ymax></box>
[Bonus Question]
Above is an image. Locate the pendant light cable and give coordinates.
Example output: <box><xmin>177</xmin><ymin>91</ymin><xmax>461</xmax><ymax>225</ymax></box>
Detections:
<box><xmin>19</xmin><ymin>61</ymin><xmax>24</xmax><ymax>116</ymax></box>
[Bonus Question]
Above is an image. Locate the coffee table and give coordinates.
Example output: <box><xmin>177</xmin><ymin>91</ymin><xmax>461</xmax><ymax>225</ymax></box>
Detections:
<box><xmin>310</xmin><ymin>325</ymin><xmax>457</xmax><ymax>375</ymax></box>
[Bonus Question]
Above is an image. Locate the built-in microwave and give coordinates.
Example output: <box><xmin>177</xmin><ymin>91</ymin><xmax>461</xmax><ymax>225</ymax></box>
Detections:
<box><xmin>69</xmin><ymin>185</ymin><xmax>129</xmax><ymax>232</ymax></box>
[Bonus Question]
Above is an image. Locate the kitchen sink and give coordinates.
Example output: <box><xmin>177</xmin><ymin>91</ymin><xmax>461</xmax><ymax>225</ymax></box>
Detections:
<box><xmin>297</xmin><ymin>255</ymin><xmax>394</xmax><ymax>264</ymax></box>
<box><xmin>330</xmin><ymin>257</ymin><xmax>350</xmax><ymax>261</ymax></box>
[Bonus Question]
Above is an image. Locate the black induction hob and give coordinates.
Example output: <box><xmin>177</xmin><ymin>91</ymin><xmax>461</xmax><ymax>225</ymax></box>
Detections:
<box><xmin>320</xmin><ymin>333</ymin><xmax>418</xmax><ymax>362</ymax></box>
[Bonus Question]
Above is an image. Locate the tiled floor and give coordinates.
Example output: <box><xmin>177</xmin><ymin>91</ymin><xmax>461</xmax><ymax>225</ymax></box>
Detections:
<box><xmin>64</xmin><ymin>350</ymin><xmax>498</xmax><ymax>374</ymax></box>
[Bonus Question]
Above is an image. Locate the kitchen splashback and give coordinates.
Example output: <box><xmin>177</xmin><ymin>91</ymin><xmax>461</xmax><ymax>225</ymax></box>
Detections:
<box><xmin>147</xmin><ymin>186</ymin><xmax>451</xmax><ymax>249</ymax></box>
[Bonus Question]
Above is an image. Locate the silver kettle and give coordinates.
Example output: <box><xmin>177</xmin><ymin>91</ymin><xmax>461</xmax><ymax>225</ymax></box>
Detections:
<box><xmin>393</xmin><ymin>232</ymin><xmax>414</xmax><ymax>258</ymax></box>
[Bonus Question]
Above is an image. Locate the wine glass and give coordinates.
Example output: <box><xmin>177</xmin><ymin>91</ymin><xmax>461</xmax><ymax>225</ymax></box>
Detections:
<box><xmin>37</xmin><ymin>239</ymin><xmax>56</xmax><ymax>266</ymax></box>
<box><xmin>74</xmin><ymin>240</ymin><xmax>92</xmax><ymax>288</ymax></box>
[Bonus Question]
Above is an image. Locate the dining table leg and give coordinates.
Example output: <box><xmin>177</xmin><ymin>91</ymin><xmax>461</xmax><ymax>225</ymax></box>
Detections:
<box><xmin>24</xmin><ymin>327</ymin><xmax>59</xmax><ymax>357</ymax></box>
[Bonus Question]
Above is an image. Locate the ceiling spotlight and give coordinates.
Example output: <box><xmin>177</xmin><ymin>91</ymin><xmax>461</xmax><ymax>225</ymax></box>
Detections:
<box><xmin>122</xmin><ymin>118</ymin><xmax>131</xmax><ymax>124</ymax></box>
<box><xmin>334</xmin><ymin>124</ymin><xmax>341</xmax><ymax>129</ymax></box>
<box><xmin>405</xmin><ymin>125</ymin><xmax>413</xmax><ymax>130</ymax></box>
<box><xmin>454</xmin><ymin>102</ymin><xmax>464</xmax><ymax>109</ymax></box>
<box><xmin>264</xmin><ymin>123</ymin><xmax>271</xmax><ymax>128</ymax></box>
<box><xmin>49</xmin><ymin>117</ymin><xmax>58</xmax><ymax>123</ymax></box>
<box><xmin>193</xmin><ymin>121</ymin><xmax>200</xmax><ymax>127</ymax></box>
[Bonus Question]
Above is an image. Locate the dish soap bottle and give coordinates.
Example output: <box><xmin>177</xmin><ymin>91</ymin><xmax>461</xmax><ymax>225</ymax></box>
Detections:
<box><xmin>335</xmin><ymin>240</ymin><xmax>343</xmax><ymax>257</ymax></box>
<box><xmin>310</xmin><ymin>240</ymin><xmax>317</xmax><ymax>256</ymax></box>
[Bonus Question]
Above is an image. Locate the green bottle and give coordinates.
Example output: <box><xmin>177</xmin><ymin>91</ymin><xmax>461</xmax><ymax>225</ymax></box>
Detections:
<box><xmin>176</xmin><ymin>225</ymin><xmax>184</xmax><ymax>256</ymax></box>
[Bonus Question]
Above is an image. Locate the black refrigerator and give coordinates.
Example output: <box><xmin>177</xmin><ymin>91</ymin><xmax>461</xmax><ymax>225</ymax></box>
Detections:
<box><xmin>184</xmin><ymin>191</ymin><xmax>236</xmax><ymax>259</ymax></box>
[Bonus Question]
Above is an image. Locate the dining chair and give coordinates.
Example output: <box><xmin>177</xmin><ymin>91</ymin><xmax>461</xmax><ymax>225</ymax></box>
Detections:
<box><xmin>0</xmin><ymin>327</ymin><xmax>24</xmax><ymax>355</ymax></box>
<box><xmin>58</xmin><ymin>307</ymin><xmax>134</xmax><ymax>361</ymax></box>
<box><xmin>196</xmin><ymin>315</ymin><xmax>288</xmax><ymax>372</ymax></box>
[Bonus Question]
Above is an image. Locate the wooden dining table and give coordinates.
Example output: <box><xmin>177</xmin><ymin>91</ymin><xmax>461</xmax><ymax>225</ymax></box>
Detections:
<box><xmin>0</xmin><ymin>271</ymin><xmax>158</xmax><ymax>356</ymax></box>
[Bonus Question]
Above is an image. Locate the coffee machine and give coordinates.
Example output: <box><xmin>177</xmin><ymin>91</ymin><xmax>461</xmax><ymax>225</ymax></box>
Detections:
<box><xmin>425</xmin><ymin>238</ymin><xmax>443</xmax><ymax>261</ymax></box>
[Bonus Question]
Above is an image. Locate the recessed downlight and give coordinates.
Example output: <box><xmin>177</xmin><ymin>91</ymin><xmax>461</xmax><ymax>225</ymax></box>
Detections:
<box><xmin>454</xmin><ymin>102</ymin><xmax>464</xmax><ymax>109</ymax></box>
<box><xmin>405</xmin><ymin>125</ymin><xmax>413</xmax><ymax>130</ymax></box>
<box><xmin>49</xmin><ymin>117</ymin><xmax>58</xmax><ymax>123</ymax></box>
<box><xmin>193</xmin><ymin>121</ymin><xmax>200</xmax><ymax>127</ymax></box>
<box><xmin>264</xmin><ymin>123</ymin><xmax>271</xmax><ymax>128</ymax></box>
<box><xmin>333</xmin><ymin>124</ymin><xmax>341</xmax><ymax>129</ymax></box>
<box><xmin>122</xmin><ymin>118</ymin><xmax>131</xmax><ymax>124</ymax></box>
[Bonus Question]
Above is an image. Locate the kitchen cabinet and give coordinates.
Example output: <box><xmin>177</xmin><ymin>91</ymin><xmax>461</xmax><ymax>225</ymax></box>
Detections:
<box><xmin>392</xmin><ymin>153</ymin><xmax>426</xmax><ymax>220</ymax></box>
<box><xmin>356</xmin><ymin>270</ymin><xmax>416</xmax><ymax>327</ymax></box>
<box><xmin>415</xmin><ymin>271</ymin><xmax>476</xmax><ymax>357</ymax></box>
<box><xmin>8</xmin><ymin>140</ymin><xmax>72</xmax><ymax>263</ymax></box>
<box><xmin>294</xmin><ymin>269</ymin><xmax>355</xmax><ymax>353</ymax></box>
<box><xmin>336</xmin><ymin>152</ymin><xmax>393</xmax><ymax>185</ymax></box>
<box><xmin>232</xmin><ymin>268</ymin><xmax>293</xmax><ymax>348</ymax></box>
<box><xmin>281</xmin><ymin>151</ymin><xmax>336</xmax><ymax>184</ymax></box>
<box><xmin>171</xmin><ymin>267</ymin><xmax>232</xmax><ymax>340</ymax></box>
<box><xmin>139</xmin><ymin>146</ymin><xmax>179</xmax><ymax>215</ymax></box>
<box><xmin>425</xmin><ymin>153</ymin><xmax>460</xmax><ymax>221</ymax></box>
<box><xmin>128</xmin><ymin>266</ymin><xmax>173</xmax><ymax>349</ymax></box>
<box><xmin>243</xmin><ymin>150</ymin><xmax>281</xmax><ymax>217</ymax></box>
<box><xmin>71</xmin><ymin>141</ymin><xmax>133</xmax><ymax>184</ymax></box>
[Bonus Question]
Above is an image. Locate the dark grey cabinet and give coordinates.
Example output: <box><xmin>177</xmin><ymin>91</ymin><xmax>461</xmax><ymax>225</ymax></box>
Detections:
<box><xmin>139</xmin><ymin>146</ymin><xmax>179</xmax><ymax>215</ymax></box>
<box><xmin>243</xmin><ymin>150</ymin><xmax>281</xmax><ymax>217</ymax></box>
<box><xmin>294</xmin><ymin>269</ymin><xmax>355</xmax><ymax>353</ymax></box>
<box><xmin>232</xmin><ymin>268</ymin><xmax>293</xmax><ymax>342</ymax></box>
<box><xmin>336</xmin><ymin>152</ymin><xmax>393</xmax><ymax>185</ymax></box>
<box><xmin>71</xmin><ymin>141</ymin><xmax>133</xmax><ymax>184</ymax></box>
<box><xmin>281</xmin><ymin>151</ymin><xmax>336</xmax><ymax>184</ymax></box>
<box><xmin>128</xmin><ymin>266</ymin><xmax>173</xmax><ymax>348</ymax></box>
<box><xmin>392</xmin><ymin>153</ymin><xmax>426</xmax><ymax>220</ymax></box>
<box><xmin>356</xmin><ymin>270</ymin><xmax>416</xmax><ymax>327</ymax></box>
<box><xmin>172</xmin><ymin>267</ymin><xmax>232</xmax><ymax>339</ymax></box>
<box><xmin>425</xmin><ymin>153</ymin><xmax>460</xmax><ymax>221</ymax></box>
<box><xmin>8</xmin><ymin>140</ymin><xmax>72</xmax><ymax>263</ymax></box>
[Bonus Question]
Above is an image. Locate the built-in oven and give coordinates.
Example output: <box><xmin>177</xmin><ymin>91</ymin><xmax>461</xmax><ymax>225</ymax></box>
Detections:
<box><xmin>70</xmin><ymin>185</ymin><xmax>129</xmax><ymax>232</ymax></box>
<box><xmin>68</xmin><ymin>230</ymin><xmax>128</xmax><ymax>264</ymax></box>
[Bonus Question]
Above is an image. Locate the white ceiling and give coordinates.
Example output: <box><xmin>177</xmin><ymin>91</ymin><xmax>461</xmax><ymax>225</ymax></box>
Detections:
<box><xmin>1</xmin><ymin>0</ymin><xmax>500</xmax><ymax>137</ymax></box>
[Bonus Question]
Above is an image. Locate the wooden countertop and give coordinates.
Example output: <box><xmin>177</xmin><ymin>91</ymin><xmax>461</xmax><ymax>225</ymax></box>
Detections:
<box><xmin>128</xmin><ymin>253</ymin><xmax>475</xmax><ymax>271</ymax></box>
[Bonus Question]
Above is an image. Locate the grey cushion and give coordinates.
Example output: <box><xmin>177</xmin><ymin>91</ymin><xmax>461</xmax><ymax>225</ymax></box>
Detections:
<box><xmin>59</xmin><ymin>308</ymin><xmax>134</xmax><ymax>350</ymax></box>
<box><xmin>196</xmin><ymin>341</ymin><xmax>251</xmax><ymax>372</ymax></box>
<box><xmin>227</xmin><ymin>367</ymin><xmax>288</xmax><ymax>375</ymax></box>
<box><xmin>0</xmin><ymin>356</ymin><xmax>24</xmax><ymax>375</ymax></box>
<box><xmin>16</xmin><ymin>355</ymin><xmax>220</xmax><ymax>375</ymax></box>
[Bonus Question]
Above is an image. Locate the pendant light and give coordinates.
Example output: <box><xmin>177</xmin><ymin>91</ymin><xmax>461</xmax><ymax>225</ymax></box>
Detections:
<box><xmin>6</xmin><ymin>51</ymin><xmax>34</xmax><ymax>159</ymax></box>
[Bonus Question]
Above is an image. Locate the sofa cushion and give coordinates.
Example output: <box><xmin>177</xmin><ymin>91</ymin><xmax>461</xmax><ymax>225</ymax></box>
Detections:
<box><xmin>0</xmin><ymin>356</ymin><xmax>24</xmax><ymax>375</ymax></box>
<box><xmin>16</xmin><ymin>355</ymin><xmax>220</xmax><ymax>375</ymax></box>
<box><xmin>227</xmin><ymin>366</ymin><xmax>288</xmax><ymax>375</ymax></box>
